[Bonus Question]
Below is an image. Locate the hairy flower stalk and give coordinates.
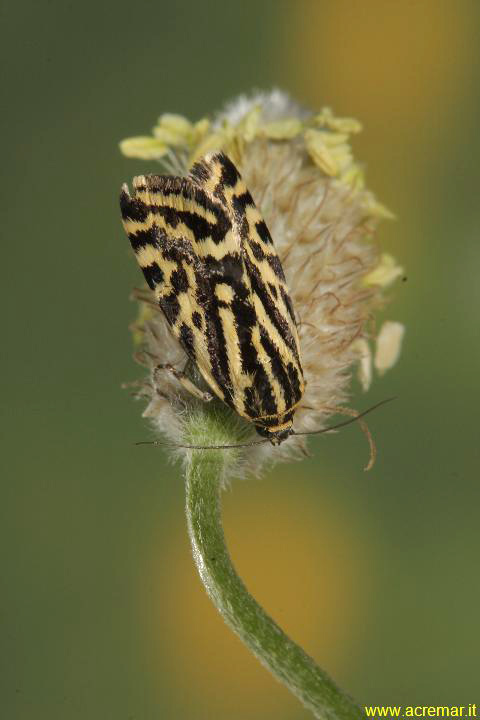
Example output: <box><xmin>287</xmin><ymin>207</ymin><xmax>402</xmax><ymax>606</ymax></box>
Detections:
<box><xmin>185</xmin><ymin>438</ymin><xmax>363</xmax><ymax>720</ymax></box>
<box><xmin>120</xmin><ymin>90</ymin><xmax>403</xmax><ymax>718</ymax></box>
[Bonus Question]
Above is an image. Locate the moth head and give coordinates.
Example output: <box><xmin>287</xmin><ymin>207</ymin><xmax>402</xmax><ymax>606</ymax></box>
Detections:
<box><xmin>254</xmin><ymin>423</ymin><xmax>293</xmax><ymax>446</ymax></box>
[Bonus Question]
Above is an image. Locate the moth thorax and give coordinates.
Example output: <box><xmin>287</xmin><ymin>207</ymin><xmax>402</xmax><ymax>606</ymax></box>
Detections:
<box><xmin>255</xmin><ymin>422</ymin><xmax>293</xmax><ymax>446</ymax></box>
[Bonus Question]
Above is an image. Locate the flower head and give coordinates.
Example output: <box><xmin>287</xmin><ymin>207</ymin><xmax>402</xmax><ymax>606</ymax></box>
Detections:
<box><xmin>121</xmin><ymin>90</ymin><xmax>403</xmax><ymax>479</ymax></box>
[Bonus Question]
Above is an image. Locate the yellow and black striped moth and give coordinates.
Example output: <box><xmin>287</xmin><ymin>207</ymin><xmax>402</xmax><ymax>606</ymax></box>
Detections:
<box><xmin>120</xmin><ymin>152</ymin><xmax>305</xmax><ymax>445</ymax></box>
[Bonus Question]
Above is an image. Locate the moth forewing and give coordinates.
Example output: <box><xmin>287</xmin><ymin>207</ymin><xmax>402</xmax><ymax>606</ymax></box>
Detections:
<box><xmin>120</xmin><ymin>151</ymin><xmax>305</xmax><ymax>444</ymax></box>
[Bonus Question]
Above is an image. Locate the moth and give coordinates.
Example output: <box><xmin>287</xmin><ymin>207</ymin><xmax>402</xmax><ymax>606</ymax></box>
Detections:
<box><xmin>120</xmin><ymin>151</ymin><xmax>305</xmax><ymax>446</ymax></box>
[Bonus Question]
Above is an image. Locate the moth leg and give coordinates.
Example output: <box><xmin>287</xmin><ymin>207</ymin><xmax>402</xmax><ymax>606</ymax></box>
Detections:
<box><xmin>154</xmin><ymin>363</ymin><xmax>213</xmax><ymax>402</ymax></box>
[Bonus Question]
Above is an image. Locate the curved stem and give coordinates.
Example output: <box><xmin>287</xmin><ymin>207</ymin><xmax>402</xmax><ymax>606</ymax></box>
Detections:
<box><xmin>185</xmin><ymin>448</ymin><xmax>364</xmax><ymax>720</ymax></box>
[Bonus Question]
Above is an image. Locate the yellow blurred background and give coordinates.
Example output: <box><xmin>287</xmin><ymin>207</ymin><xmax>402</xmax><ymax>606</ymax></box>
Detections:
<box><xmin>2</xmin><ymin>1</ymin><xmax>479</xmax><ymax>718</ymax></box>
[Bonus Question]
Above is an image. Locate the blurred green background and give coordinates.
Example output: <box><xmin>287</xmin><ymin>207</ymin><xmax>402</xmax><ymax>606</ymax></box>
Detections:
<box><xmin>2</xmin><ymin>1</ymin><xmax>479</xmax><ymax>718</ymax></box>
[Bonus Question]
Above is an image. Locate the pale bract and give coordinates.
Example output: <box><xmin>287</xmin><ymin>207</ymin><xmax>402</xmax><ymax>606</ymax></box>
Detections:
<box><xmin>121</xmin><ymin>90</ymin><xmax>403</xmax><ymax>478</ymax></box>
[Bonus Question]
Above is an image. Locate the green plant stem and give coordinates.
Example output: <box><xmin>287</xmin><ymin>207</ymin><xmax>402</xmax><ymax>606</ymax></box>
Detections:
<box><xmin>185</xmin><ymin>448</ymin><xmax>364</xmax><ymax>720</ymax></box>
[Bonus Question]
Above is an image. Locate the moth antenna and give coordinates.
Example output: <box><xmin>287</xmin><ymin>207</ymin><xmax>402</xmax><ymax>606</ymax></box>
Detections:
<box><xmin>135</xmin><ymin>438</ymin><xmax>269</xmax><ymax>450</ymax></box>
<box><xmin>135</xmin><ymin>399</ymin><xmax>395</xmax><ymax>453</ymax></box>
<box><xmin>175</xmin><ymin>439</ymin><xmax>269</xmax><ymax>450</ymax></box>
<box><xmin>292</xmin><ymin>397</ymin><xmax>395</xmax><ymax>436</ymax></box>
<box><xmin>292</xmin><ymin>396</ymin><xmax>396</xmax><ymax>471</ymax></box>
